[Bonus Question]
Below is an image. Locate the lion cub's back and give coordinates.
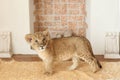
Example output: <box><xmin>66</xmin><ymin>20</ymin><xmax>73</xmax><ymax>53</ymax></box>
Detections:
<box><xmin>52</xmin><ymin>36</ymin><xmax>92</xmax><ymax>61</ymax></box>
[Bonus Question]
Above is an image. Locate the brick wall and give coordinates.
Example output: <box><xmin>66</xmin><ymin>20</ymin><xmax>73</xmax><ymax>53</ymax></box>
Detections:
<box><xmin>34</xmin><ymin>0</ymin><xmax>87</xmax><ymax>36</ymax></box>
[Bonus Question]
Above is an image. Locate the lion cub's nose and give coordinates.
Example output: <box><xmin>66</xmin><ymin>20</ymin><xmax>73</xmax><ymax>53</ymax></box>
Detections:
<box><xmin>40</xmin><ymin>45</ymin><xmax>44</xmax><ymax>49</ymax></box>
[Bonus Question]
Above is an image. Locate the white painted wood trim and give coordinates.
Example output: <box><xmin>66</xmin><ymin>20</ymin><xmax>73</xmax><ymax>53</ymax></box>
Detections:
<box><xmin>104</xmin><ymin>53</ymin><xmax>120</xmax><ymax>59</ymax></box>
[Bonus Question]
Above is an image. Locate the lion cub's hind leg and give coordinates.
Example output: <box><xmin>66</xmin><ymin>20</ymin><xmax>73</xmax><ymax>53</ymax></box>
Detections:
<box><xmin>79</xmin><ymin>54</ymin><xmax>102</xmax><ymax>73</ymax></box>
<box><xmin>69</xmin><ymin>56</ymin><xmax>80</xmax><ymax>70</ymax></box>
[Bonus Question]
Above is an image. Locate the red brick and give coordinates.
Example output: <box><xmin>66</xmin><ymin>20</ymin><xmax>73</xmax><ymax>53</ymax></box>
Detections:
<box><xmin>54</xmin><ymin>16</ymin><xmax>61</xmax><ymax>21</ymax></box>
<box><xmin>68</xmin><ymin>0</ymin><xmax>84</xmax><ymax>3</ymax></box>
<box><xmin>61</xmin><ymin>0</ymin><xmax>68</xmax><ymax>3</ymax></box>
<box><xmin>53</xmin><ymin>0</ymin><xmax>60</xmax><ymax>3</ymax></box>
<box><xmin>69</xmin><ymin>4</ymin><xmax>79</xmax><ymax>9</ymax></box>
<box><xmin>35</xmin><ymin>15</ymin><xmax>44</xmax><ymax>21</ymax></box>
<box><xmin>44</xmin><ymin>3</ymin><xmax>52</xmax><ymax>9</ymax></box>
<box><xmin>80</xmin><ymin>4</ymin><xmax>86</xmax><ymax>15</ymax></box>
<box><xmin>61</xmin><ymin>4</ymin><xmax>67</xmax><ymax>14</ymax></box>
<box><xmin>68</xmin><ymin>22</ymin><xmax>77</xmax><ymax>30</ymax></box>
<box><xmin>61</xmin><ymin>21</ymin><xmax>67</xmax><ymax>26</ymax></box>
<box><xmin>61</xmin><ymin>16</ymin><xmax>67</xmax><ymax>21</ymax></box>
<box><xmin>34</xmin><ymin>0</ymin><xmax>42</xmax><ymax>4</ymax></box>
<box><xmin>44</xmin><ymin>9</ymin><xmax>53</xmax><ymax>15</ymax></box>
<box><xmin>34</xmin><ymin>21</ymin><xmax>39</xmax><ymax>27</ymax></box>
<box><xmin>54</xmin><ymin>4</ymin><xmax>61</xmax><ymax>15</ymax></box>
<box><xmin>44</xmin><ymin>22</ymin><xmax>53</xmax><ymax>26</ymax></box>
<box><xmin>39</xmin><ymin>22</ymin><xmax>44</xmax><ymax>27</ymax></box>
<box><xmin>43</xmin><ymin>0</ymin><xmax>53</xmax><ymax>3</ymax></box>
<box><xmin>38</xmin><ymin>27</ymin><xmax>47</xmax><ymax>31</ymax></box>
<box><xmin>35</xmin><ymin>4</ymin><xmax>43</xmax><ymax>9</ymax></box>
<box><xmin>34</xmin><ymin>10</ymin><xmax>44</xmax><ymax>15</ymax></box>
<box><xmin>78</xmin><ymin>28</ymin><xmax>86</xmax><ymax>36</ymax></box>
<box><xmin>34</xmin><ymin>26</ymin><xmax>39</xmax><ymax>32</ymax></box>
<box><xmin>77</xmin><ymin>16</ymin><xmax>84</xmax><ymax>21</ymax></box>
<box><xmin>69</xmin><ymin>10</ymin><xmax>79</xmax><ymax>15</ymax></box>
<box><xmin>68</xmin><ymin>16</ymin><xmax>83</xmax><ymax>21</ymax></box>
<box><xmin>49</xmin><ymin>27</ymin><xmax>67</xmax><ymax>31</ymax></box>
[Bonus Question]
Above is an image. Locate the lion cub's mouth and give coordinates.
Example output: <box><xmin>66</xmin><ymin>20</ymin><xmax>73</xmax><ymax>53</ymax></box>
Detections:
<box><xmin>39</xmin><ymin>45</ymin><xmax>46</xmax><ymax>51</ymax></box>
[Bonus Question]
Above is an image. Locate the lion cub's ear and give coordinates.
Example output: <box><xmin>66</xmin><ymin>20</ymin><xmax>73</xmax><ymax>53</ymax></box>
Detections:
<box><xmin>25</xmin><ymin>34</ymin><xmax>33</xmax><ymax>43</ymax></box>
<box><xmin>43</xmin><ymin>29</ymin><xmax>49</xmax><ymax>36</ymax></box>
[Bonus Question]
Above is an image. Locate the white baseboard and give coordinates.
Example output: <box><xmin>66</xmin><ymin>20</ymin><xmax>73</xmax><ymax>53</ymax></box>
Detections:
<box><xmin>0</xmin><ymin>52</ymin><xmax>12</xmax><ymax>58</ymax></box>
<box><xmin>104</xmin><ymin>53</ymin><xmax>120</xmax><ymax>59</ymax></box>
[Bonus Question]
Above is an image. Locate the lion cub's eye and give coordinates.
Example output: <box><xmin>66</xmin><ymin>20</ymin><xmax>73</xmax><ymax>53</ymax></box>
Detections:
<box><xmin>35</xmin><ymin>40</ymin><xmax>38</xmax><ymax>43</ymax></box>
<box><xmin>42</xmin><ymin>38</ymin><xmax>45</xmax><ymax>41</ymax></box>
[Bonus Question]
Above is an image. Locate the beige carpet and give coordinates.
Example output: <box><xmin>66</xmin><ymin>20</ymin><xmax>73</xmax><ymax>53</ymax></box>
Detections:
<box><xmin>0</xmin><ymin>60</ymin><xmax>120</xmax><ymax>80</ymax></box>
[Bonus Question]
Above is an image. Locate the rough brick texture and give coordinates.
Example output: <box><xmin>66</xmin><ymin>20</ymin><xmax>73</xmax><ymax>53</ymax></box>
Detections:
<box><xmin>34</xmin><ymin>0</ymin><xmax>87</xmax><ymax>36</ymax></box>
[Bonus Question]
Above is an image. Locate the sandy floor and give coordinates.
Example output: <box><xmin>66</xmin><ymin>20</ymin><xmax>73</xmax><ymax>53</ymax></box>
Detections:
<box><xmin>0</xmin><ymin>60</ymin><xmax>120</xmax><ymax>80</ymax></box>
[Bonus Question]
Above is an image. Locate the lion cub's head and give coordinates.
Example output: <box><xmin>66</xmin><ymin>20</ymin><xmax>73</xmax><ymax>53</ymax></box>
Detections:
<box><xmin>25</xmin><ymin>29</ymin><xmax>50</xmax><ymax>51</ymax></box>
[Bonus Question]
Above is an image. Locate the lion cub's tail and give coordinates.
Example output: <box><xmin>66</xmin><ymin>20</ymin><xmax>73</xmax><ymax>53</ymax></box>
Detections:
<box><xmin>96</xmin><ymin>59</ymin><xmax>102</xmax><ymax>69</ymax></box>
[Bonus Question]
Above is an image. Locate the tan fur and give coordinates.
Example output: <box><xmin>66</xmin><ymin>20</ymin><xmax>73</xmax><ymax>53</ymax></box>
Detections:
<box><xmin>25</xmin><ymin>30</ymin><xmax>102</xmax><ymax>75</ymax></box>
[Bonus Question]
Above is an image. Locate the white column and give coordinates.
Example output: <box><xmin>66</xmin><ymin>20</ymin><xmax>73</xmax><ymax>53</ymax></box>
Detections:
<box><xmin>105</xmin><ymin>32</ymin><xmax>120</xmax><ymax>59</ymax></box>
<box><xmin>0</xmin><ymin>32</ymin><xmax>12</xmax><ymax>58</ymax></box>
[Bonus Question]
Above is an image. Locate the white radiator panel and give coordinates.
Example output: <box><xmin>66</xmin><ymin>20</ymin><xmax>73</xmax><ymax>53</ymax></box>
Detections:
<box><xmin>105</xmin><ymin>32</ymin><xmax>120</xmax><ymax>58</ymax></box>
<box><xmin>0</xmin><ymin>32</ymin><xmax>12</xmax><ymax>58</ymax></box>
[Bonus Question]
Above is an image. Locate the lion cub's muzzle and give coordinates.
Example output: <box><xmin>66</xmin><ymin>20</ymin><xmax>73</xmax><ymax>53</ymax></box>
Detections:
<box><xmin>40</xmin><ymin>45</ymin><xmax>44</xmax><ymax>49</ymax></box>
<box><xmin>39</xmin><ymin>44</ymin><xmax>46</xmax><ymax>51</ymax></box>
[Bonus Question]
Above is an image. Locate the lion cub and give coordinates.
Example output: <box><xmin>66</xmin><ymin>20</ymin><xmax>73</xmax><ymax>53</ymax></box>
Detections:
<box><xmin>25</xmin><ymin>29</ymin><xmax>102</xmax><ymax>75</ymax></box>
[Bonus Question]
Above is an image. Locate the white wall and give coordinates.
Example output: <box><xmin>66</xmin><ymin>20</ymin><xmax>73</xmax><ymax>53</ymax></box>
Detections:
<box><xmin>0</xmin><ymin>0</ymin><xmax>36</xmax><ymax>54</ymax></box>
<box><xmin>88</xmin><ymin>0</ymin><xmax>119</xmax><ymax>55</ymax></box>
<box><xmin>0</xmin><ymin>0</ymin><xmax>119</xmax><ymax>55</ymax></box>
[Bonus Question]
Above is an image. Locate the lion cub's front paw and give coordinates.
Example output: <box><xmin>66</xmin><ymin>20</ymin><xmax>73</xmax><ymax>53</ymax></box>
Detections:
<box><xmin>68</xmin><ymin>66</ymin><xmax>76</xmax><ymax>71</ymax></box>
<box><xmin>44</xmin><ymin>71</ymin><xmax>53</xmax><ymax>76</ymax></box>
